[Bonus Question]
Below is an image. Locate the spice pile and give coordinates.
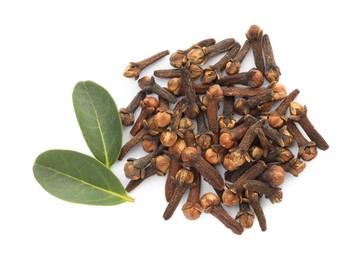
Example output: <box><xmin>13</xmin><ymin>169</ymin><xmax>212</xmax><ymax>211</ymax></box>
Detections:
<box><xmin>120</xmin><ymin>25</ymin><xmax>329</xmax><ymax>235</ymax></box>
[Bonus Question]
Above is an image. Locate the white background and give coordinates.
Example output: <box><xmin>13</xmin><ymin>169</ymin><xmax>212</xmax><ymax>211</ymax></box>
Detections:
<box><xmin>1</xmin><ymin>0</ymin><xmax>359</xmax><ymax>259</ymax></box>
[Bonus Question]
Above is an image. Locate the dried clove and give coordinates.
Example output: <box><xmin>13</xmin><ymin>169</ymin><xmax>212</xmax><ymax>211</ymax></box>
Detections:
<box><xmin>138</xmin><ymin>76</ymin><xmax>177</xmax><ymax>104</ymax></box>
<box><xmin>219</xmin><ymin>95</ymin><xmax>236</xmax><ymax>130</ymax></box>
<box><xmin>164</xmin><ymin>139</ymin><xmax>187</xmax><ymax>202</ymax></box>
<box><xmin>200</xmin><ymin>193</ymin><xmax>244</xmax><ymax>235</ymax></box>
<box><xmin>181</xmin><ymin>67</ymin><xmax>200</xmax><ymax>119</ymax></box>
<box><xmin>290</xmin><ymin>102</ymin><xmax>329</xmax><ymax>150</ymax></box>
<box><xmin>217</xmin><ymin>68</ymin><xmax>264</xmax><ymax>88</ymax></box>
<box><xmin>123</xmin><ymin>50</ymin><xmax>169</xmax><ymax>79</ymax></box>
<box><xmin>205</xmin><ymin>84</ymin><xmax>223</xmax><ymax>143</ymax></box>
<box><xmin>262</xmin><ymin>34</ymin><xmax>281</xmax><ymax>82</ymax></box>
<box><xmin>257</xmin><ymin>164</ymin><xmax>285</xmax><ymax>187</ymax></box>
<box><xmin>124</xmin><ymin>145</ymin><xmax>165</xmax><ymax>180</ymax></box>
<box><xmin>119</xmin><ymin>90</ymin><xmax>146</xmax><ymax>126</ymax></box>
<box><xmin>195</xmin><ymin>109</ymin><xmax>213</xmax><ymax>150</ymax></box>
<box><xmin>236</xmin><ymin>201</ymin><xmax>254</xmax><ymax>229</ymax></box>
<box><xmin>130</xmin><ymin>96</ymin><xmax>159</xmax><ymax>136</ymax></box>
<box><xmin>286</xmin><ymin>119</ymin><xmax>318</xmax><ymax>161</ymax></box>
<box><xmin>246</xmin><ymin>25</ymin><xmax>265</xmax><ymax>73</ymax></box>
<box><xmin>181</xmin><ymin>147</ymin><xmax>224</xmax><ymax>190</ymax></box>
<box><xmin>187</xmin><ymin>38</ymin><xmax>235</xmax><ymax>64</ymax></box>
<box><xmin>244</xmin><ymin>179</ymin><xmax>283</xmax><ymax>204</ymax></box>
<box><xmin>182</xmin><ymin>167</ymin><xmax>202</xmax><ymax>220</ymax></box>
<box><xmin>201</xmin><ymin>42</ymin><xmax>241</xmax><ymax>84</ymax></box>
<box><xmin>268</xmin><ymin>89</ymin><xmax>300</xmax><ymax>128</ymax></box>
<box><xmin>226</xmin><ymin>39</ymin><xmax>251</xmax><ymax>75</ymax></box>
<box><xmin>170</xmin><ymin>38</ymin><xmax>216</xmax><ymax>68</ymax></box>
<box><xmin>163</xmin><ymin>168</ymin><xmax>194</xmax><ymax>220</ymax></box>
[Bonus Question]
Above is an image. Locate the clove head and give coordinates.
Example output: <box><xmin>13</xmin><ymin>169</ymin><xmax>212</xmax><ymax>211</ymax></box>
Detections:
<box><xmin>119</xmin><ymin>108</ymin><xmax>135</xmax><ymax>126</ymax></box>
<box><xmin>170</xmin><ymin>51</ymin><xmax>187</xmax><ymax>68</ymax></box>
<box><xmin>246</xmin><ymin>25</ymin><xmax>263</xmax><ymax>41</ymax></box>
<box><xmin>182</xmin><ymin>202</ymin><xmax>202</xmax><ymax>220</ymax></box>
<box><xmin>225</xmin><ymin>60</ymin><xmax>241</xmax><ymax>75</ymax></box>
<box><xmin>268</xmin><ymin>111</ymin><xmax>287</xmax><ymax>129</ymax></box>
<box><xmin>299</xmin><ymin>142</ymin><xmax>318</xmax><ymax>161</ymax></box>
<box><xmin>167</xmin><ymin>78</ymin><xmax>182</xmax><ymax>95</ymax></box>
<box><xmin>124</xmin><ymin>161</ymin><xmax>142</xmax><ymax>180</ymax></box>
<box><xmin>154</xmin><ymin>155</ymin><xmax>170</xmax><ymax>176</ymax></box>
<box><xmin>123</xmin><ymin>62</ymin><xmax>141</xmax><ymax>79</ymax></box>
<box><xmin>154</xmin><ymin>111</ymin><xmax>172</xmax><ymax>128</ymax></box>
<box><xmin>249</xmin><ymin>68</ymin><xmax>264</xmax><ymax>88</ymax></box>
<box><xmin>289</xmin><ymin>101</ymin><xmax>307</xmax><ymax>121</ymax></box>
<box><xmin>176</xmin><ymin>168</ymin><xmax>194</xmax><ymax>185</ymax></box>
<box><xmin>237</xmin><ymin>210</ymin><xmax>254</xmax><ymax>229</ymax></box>
<box><xmin>222</xmin><ymin>189</ymin><xmax>240</xmax><ymax>207</ymax></box>
<box><xmin>195</xmin><ymin>133</ymin><xmax>213</xmax><ymax>150</ymax></box>
<box><xmin>187</xmin><ymin>48</ymin><xmax>205</xmax><ymax>64</ymax></box>
<box><xmin>258</xmin><ymin>165</ymin><xmax>285</xmax><ymax>187</ymax></box>
<box><xmin>219</xmin><ymin>132</ymin><xmax>235</xmax><ymax>149</ymax></box>
<box><xmin>180</xmin><ymin>146</ymin><xmax>199</xmax><ymax>163</ymax></box>
<box><xmin>200</xmin><ymin>192</ymin><xmax>221</xmax><ymax>213</ymax></box>
<box><xmin>271</xmin><ymin>82</ymin><xmax>287</xmax><ymax>101</ymax></box>
<box><xmin>169</xmin><ymin>139</ymin><xmax>187</xmax><ymax>156</ymax></box>
<box><xmin>204</xmin><ymin>147</ymin><xmax>222</xmax><ymax>165</ymax></box>
<box><xmin>160</xmin><ymin>130</ymin><xmax>178</xmax><ymax>147</ymax></box>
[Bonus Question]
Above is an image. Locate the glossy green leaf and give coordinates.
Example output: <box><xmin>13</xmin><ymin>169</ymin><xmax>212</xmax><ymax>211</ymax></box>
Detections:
<box><xmin>33</xmin><ymin>150</ymin><xmax>134</xmax><ymax>205</ymax></box>
<box><xmin>73</xmin><ymin>81</ymin><xmax>122</xmax><ymax>168</ymax></box>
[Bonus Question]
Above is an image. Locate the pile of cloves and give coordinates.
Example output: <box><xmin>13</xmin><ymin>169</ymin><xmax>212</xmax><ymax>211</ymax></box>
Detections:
<box><xmin>120</xmin><ymin>25</ymin><xmax>329</xmax><ymax>235</ymax></box>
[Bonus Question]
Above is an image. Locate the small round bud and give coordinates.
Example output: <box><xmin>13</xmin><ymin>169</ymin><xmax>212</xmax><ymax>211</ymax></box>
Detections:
<box><xmin>154</xmin><ymin>155</ymin><xmax>170</xmax><ymax>175</ymax></box>
<box><xmin>299</xmin><ymin>143</ymin><xmax>318</xmax><ymax>161</ymax></box>
<box><xmin>123</xmin><ymin>63</ymin><xmax>140</xmax><ymax>78</ymax></box>
<box><xmin>167</xmin><ymin>78</ymin><xmax>182</xmax><ymax>95</ymax></box>
<box><xmin>169</xmin><ymin>52</ymin><xmax>187</xmax><ymax>68</ymax></box>
<box><xmin>208</xmin><ymin>84</ymin><xmax>223</xmax><ymax>98</ymax></box>
<box><xmin>178</xmin><ymin>118</ymin><xmax>194</xmax><ymax>132</ymax></box>
<box><xmin>200</xmin><ymin>193</ymin><xmax>220</xmax><ymax>213</ymax></box>
<box><xmin>219</xmin><ymin>117</ymin><xmax>237</xmax><ymax>130</ymax></box>
<box><xmin>182</xmin><ymin>203</ymin><xmax>202</xmax><ymax>220</ymax></box>
<box><xmin>222</xmin><ymin>189</ymin><xmax>240</xmax><ymax>207</ymax></box>
<box><xmin>160</xmin><ymin>130</ymin><xmax>178</xmax><ymax>147</ymax></box>
<box><xmin>238</xmin><ymin>211</ymin><xmax>254</xmax><ymax>229</ymax></box>
<box><xmin>201</xmin><ymin>68</ymin><xmax>218</xmax><ymax>83</ymax></box>
<box><xmin>195</xmin><ymin>133</ymin><xmax>212</xmax><ymax>150</ymax></box>
<box><xmin>187</xmin><ymin>48</ymin><xmax>205</xmax><ymax>64</ymax></box>
<box><xmin>187</xmin><ymin>63</ymin><xmax>203</xmax><ymax>79</ymax></box>
<box><xmin>249</xmin><ymin>68</ymin><xmax>264</xmax><ymax>88</ymax></box>
<box><xmin>180</xmin><ymin>146</ymin><xmax>199</xmax><ymax>163</ymax></box>
<box><xmin>271</xmin><ymin>82</ymin><xmax>287</xmax><ymax>101</ymax></box>
<box><xmin>246</xmin><ymin>24</ymin><xmax>263</xmax><ymax>41</ymax></box>
<box><xmin>258</xmin><ymin>165</ymin><xmax>285</xmax><ymax>187</ymax></box>
<box><xmin>277</xmin><ymin>148</ymin><xmax>294</xmax><ymax>163</ymax></box>
<box><xmin>225</xmin><ymin>60</ymin><xmax>241</xmax><ymax>75</ymax></box>
<box><xmin>175</xmin><ymin>168</ymin><xmax>194</xmax><ymax>184</ymax></box>
<box><xmin>138</xmin><ymin>76</ymin><xmax>154</xmax><ymax>89</ymax></box>
<box><xmin>268</xmin><ymin>111</ymin><xmax>286</xmax><ymax>129</ymax></box>
<box><xmin>219</xmin><ymin>132</ymin><xmax>235</xmax><ymax>149</ymax></box>
<box><xmin>141</xmin><ymin>135</ymin><xmax>156</xmax><ymax>153</ymax></box>
<box><xmin>141</xmin><ymin>96</ymin><xmax>159</xmax><ymax>109</ymax></box>
<box><xmin>169</xmin><ymin>139</ymin><xmax>187</xmax><ymax>155</ymax></box>
<box><xmin>249</xmin><ymin>146</ymin><xmax>263</xmax><ymax>161</ymax></box>
<box><xmin>204</xmin><ymin>147</ymin><xmax>222</xmax><ymax>165</ymax></box>
<box><xmin>119</xmin><ymin>109</ymin><xmax>134</xmax><ymax>126</ymax></box>
<box><xmin>234</xmin><ymin>98</ymin><xmax>247</xmax><ymax>115</ymax></box>
<box><xmin>154</xmin><ymin>111</ymin><xmax>171</xmax><ymax>128</ymax></box>
<box><xmin>124</xmin><ymin>162</ymin><xmax>141</xmax><ymax>180</ymax></box>
<box><xmin>289</xmin><ymin>101</ymin><xmax>307</xmax><ymax>119</ymax></box>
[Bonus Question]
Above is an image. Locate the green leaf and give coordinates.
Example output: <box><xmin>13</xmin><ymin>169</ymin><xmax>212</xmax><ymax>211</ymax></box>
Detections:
<box><xmin>72</xmin><ymin>81</ymin><xmax>122</xmax><ymax>168</ymax></box>
<box><xmin>33</xmin><ymin>150</ymin><xmax>134</xmax><ymax>205</ymax></box>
